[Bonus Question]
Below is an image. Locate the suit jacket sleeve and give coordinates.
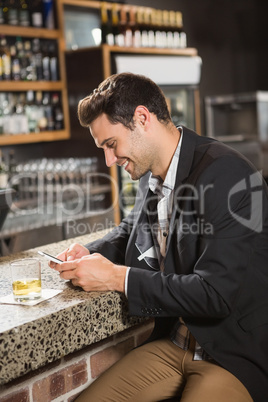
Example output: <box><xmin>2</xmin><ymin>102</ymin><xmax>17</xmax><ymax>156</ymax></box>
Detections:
<box><xmin>127</xmin><ymin>155</ymin><xmax>265</xmax><ymax>319</ymax></box>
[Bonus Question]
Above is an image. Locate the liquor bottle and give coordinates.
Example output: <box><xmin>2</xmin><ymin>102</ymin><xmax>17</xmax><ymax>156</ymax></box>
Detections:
<box><xmin>52</xmin><ymin>93</ymin><xmax>63</xmax><ymax>130</ymax></box>
<box><xmin>129</xmin><ymin>6</ymin><xmax>140</xmax><ymax>48</ymax></box>
<box><xmin>48</xmin><ymin>41</ymin><xmax>58</xmax><ymax>81</ymax></box>
<box><xmin>15</xmin><ymin>36</ymin><xmax>27</xmax><ymax>81</ymax></box>
<box><xmin>7</xmin><ymin>93</ymin><xmax>16</xmax><ymax>134</ymax></box>
<box><xmin>146</xmin><ymin>8</ymin><xmax>155</xmax><ymax>48</ymax></box>
<box><xmin>2</xmin><ymin>93</ymin><xmax>11</xmax><ymax>134</ymax></box>
<box><xmin>25</xmin><ymin>90</ymin><xmax>38</xmax><ymax>133</ymax></box>
<box><xmin>118</xmin><ymin>6</ymin><xmax>127</xmax><ymax>47</ymax></box>
<box><xmin>31</xmin><ymin>0</ymin><xmax>43</xmax><ymax>28</ymax></box>
<box><xmin>2</xmin><ymin>0</ymin><xmax>8</xmax><ymax>24</ymax></box>
<box><xmin>8</xmin><ymin>150</ymin><xmax>16</xmax><ymax>175</ymax></box>
<box><xmin>42</xmin><ymin>41</ymin><xmax>50</xmax><ymax>81</ymax></box>
<box><xmin>19</xmin><ymin>0</ymin><xmax>30</xmax><ymax>27</ymax></box>
<box><xmin>149</xmin><ymin>8</ymin><xmax>157</xmax><ymax>46</ymax></box>
<box><xmin>0</xmin><ymin>35</ymin><xmax>11</xmax><ymax>80</ymax></box>
<box><xmin>163</xmin><ymin>10</ymin><xmax>173</xmax><ymax>48</ymax></box>
<box><xmin>160</xmin><ymin>10</ymin><xmax>167</xmax><ymax>48</ymax></box>
<box><xmin>107</xmin><ymin>3</ymin><xmax>120</xmax><ymax>46</ymax></box>
<box><xmin>180</xmin><ymin>32</ymin><xmax>187</xmax><ymax>49</ymax></box>
<box><xmin>0</xmin><ymin>94</ymin><xmax>4</xmax><ymax>134</ymax></box>
<box><xmin>42</xmin><ymin>0</ymin><xmax>55</xmax><ymax>29</ymax></box>
<box><xmin>13</xmin><ymin>93</ymin><xmax>28</xmax><ymax>134</ymax></box>
<box><xmin>10</xmin><ymin>44</ymin><xmax>21</xmax><ymax>80</ymax></box>
<box><xmin>101</xmin><ymin>2</ymin><xmax>109</xmax><ymax>44</ymax></box>
<box><xmin>24</xmin><ymin>40</ymin><xmax>34</xmax><ymax>81</ymax></box>
<box><xmin>169</xmin><ymin>11</ymin><xmax>176</xmax><ymax>48</ymax></box>
<box><xmin>154</xmin><ymin>9</ymin><xmax>163</xmax><ymax>48</ymax></box>
<box><xmin>36</xmin><ymin>90</ymin><xmax>47</xmax><ymax>131</ymax></box>
<box><xmin>124</xmin><ymin>8</ymin><xmax>132</xmax><ymax>47</ymax></box>
<box><xmin>7</xmin><ymin>0</ymin><xmax>19</xmax><ymax>26</ymax></box>
<box><xmin>0</xmin><ymin>43</ymin><xmax>3</xmax><ymax>80</ymax></box>
<box><xmin>42</xmin><ymin>92</ymin><xmax>54</xmax><ymax>130</ymax></box>
<box><xmin>7</xmin><ymin>93</ymin><xmax>17</xmax><ymax>134</ymax></box>
<box><xmin>0</xmin><ymin>0</ymin><xmax>5</xmax><ymax>24</ymax></box>
<box><xmin>32</xmin><ymin>38</ymin><xmax>43</xmax><ymax>80</ymax></box>
<box><xmin>135</xmin><ymin>7</ymin><xmax>143</xmax><ymax>47</ymax></box>
<box><xmin>139</xmin><ymin>8</ymin><xmax>148</xmax><ymax>47</ymax></box>
<box><xmin>175</xmin><ymin>12</ymin><xmax>187</xmax><ymax>48</ymax></box>
<box><xmin>7</xmin><ymin>149</ymin><xmax>19</xmax><ymax>195</ymax></box>
<box><xmin>0</xmin><ymin>150</ymin><xmax>8</xmax><ymax>189</ymax></box>
<box><xmin>115</xmin><ymin>6</ymin><xmax>132</xmax><ymax>46</ymax></box>
<box><xmin>19</xmin><ymin>93</ymin><xmax>28</xmax><ymax>133</ymax></box>
<box><xmin>172</xmin><ymin>12</ymin><xmax>180</xmax><ymax>48</ymax></box>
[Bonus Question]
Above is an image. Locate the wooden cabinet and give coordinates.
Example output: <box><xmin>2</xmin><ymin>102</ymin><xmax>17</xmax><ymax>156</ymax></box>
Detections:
<box><xmin>0</xmin><ymin>11</ymin><xmax>70</xmax><ymax>145</ymax></box>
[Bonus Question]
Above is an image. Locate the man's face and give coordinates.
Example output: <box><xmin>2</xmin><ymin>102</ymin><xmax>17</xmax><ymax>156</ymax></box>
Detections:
<box><xmin>90</xmin><ymin>114</ymin><xmax>154</xmax><ymax>180</ymax></box>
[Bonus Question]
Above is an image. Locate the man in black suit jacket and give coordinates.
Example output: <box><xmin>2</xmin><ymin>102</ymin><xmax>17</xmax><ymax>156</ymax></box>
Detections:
<box><xmin>51</xmin><ymin>73</ymin><xmax>268</xmax><ymax>402</ymax></box>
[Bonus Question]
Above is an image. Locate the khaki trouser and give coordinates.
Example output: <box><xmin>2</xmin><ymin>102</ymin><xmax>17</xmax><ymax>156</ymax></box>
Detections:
<box><xmin>76</xmin><ymin>334</ymin><xmax>253</xmax><ymax>402</ymax></box>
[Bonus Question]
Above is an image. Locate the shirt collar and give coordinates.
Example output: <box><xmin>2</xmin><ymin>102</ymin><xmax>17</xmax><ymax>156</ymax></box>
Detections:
<box><xmin>149</xmin><ymin>127</ymin><xmax>183</xmax><ymax>197</ymax></box>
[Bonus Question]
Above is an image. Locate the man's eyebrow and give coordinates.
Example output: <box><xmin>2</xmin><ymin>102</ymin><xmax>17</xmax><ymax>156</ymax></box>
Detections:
<box><xmin>100</xmin><ymin>137</ymin><xmax>114</xmax><ymax>147</ymax></box>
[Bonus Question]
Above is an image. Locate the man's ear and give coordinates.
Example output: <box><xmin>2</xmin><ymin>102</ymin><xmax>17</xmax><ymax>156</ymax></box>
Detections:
<box><xmin>134</xmin><ymin>106</ymin><xmax>151</xmax><ymax>129</ymax></box>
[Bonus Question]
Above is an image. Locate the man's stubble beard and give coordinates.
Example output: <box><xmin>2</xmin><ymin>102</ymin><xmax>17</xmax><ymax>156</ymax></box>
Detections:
<box><xmin>128</xmin><ymin>128</ymin><xmax>155</xmax><ymax>181</ymax></box>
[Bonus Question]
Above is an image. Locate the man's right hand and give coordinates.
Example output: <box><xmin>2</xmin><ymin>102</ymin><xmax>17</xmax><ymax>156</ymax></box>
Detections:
<box><xmin>49</xmin><ymin>243</ymin><xmax>89</xmax><ymax>268</ymax></box>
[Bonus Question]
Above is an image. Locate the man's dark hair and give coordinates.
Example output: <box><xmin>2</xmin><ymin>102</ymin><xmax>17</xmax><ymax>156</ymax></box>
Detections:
<box><xmin>78</xmin><ymin>72</ymin><xmax>172</xmax><ymax>130</ymax></box>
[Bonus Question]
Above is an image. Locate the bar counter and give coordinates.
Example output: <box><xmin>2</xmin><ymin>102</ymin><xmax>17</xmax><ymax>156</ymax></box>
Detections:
<box><xmin>0</xmin><ymin>229</ymin><xmax>146</xmax><ymax>386</ymax></box>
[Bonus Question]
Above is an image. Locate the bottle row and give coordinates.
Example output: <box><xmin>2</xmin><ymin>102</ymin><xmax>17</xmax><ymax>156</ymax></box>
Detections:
<box><xmin>0</xmin><ymin>0</ymin><xmax>55</xmax><ymax>29</ymax></box>
<box><xmin>0</xmin><ymin>154</ymin><xmax>99</xmax><ymax>191</ymax></box>
<box><xmin>0</xmin><ymin>35</ymin><xmax>59</xmax><ymax>81</ymax></box>
<box><xmin>0</xmin><ymin>91</ymin><xmax>64</xmax><ymax>135</ymax></box>
<box><xmin>101</xmin><ymin>4</ymin><xmax>187</xmax><ymax>49</ymax></box>
<box><xmin>0</xmin><ymin>155</ymin><xmax>108</xmax><ymax>213</ymax></box>
<box><xmin>0</xmin><ymin>149</ymin><xmax>15</xmax><ymax>189</ymax></box>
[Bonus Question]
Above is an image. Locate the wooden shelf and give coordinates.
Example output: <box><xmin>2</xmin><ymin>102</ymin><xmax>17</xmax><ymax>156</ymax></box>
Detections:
<box><xmin>0</xmin><ymin>24</ymin><xmax>60</xmax><ymax>39</ymax></box>
<box><xmin>59</xmin><ymin>0</ymin><xmax>119</xmax><ymax>9</ymax></box>
<box><xmin>0</xmin><ymin>81</ymin><xmax>64</xmax><ymax>92</ymax></box>
<box><xmin>61</xmin><ymin>0</ymin><xmax>110</xmax><ymax>10</ymax></box>
<box><xmin>105</xmin><ymin>45</ymin><xmax>198</xmax><ymax>56</ymax></box>
<box><xmin>0</xmin><ymin>130</ymin><xmax>69</xmax><ymax>145</ymax></box>
<box><xmin>66</xmin><ymin>44</ymin><xmax>198</xmax><ymax>57</ymax></box>
<box><xmin>61</xmin><ymin>0</ymin><xmax>152</xmax><ymax>12</ymax></box>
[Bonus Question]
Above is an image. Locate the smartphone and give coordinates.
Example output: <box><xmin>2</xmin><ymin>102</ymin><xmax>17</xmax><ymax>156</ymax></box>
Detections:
<box><xmin>38</xmin><ymin>251</ymin><xmax>63</xmax><ymax>264</ymax></box>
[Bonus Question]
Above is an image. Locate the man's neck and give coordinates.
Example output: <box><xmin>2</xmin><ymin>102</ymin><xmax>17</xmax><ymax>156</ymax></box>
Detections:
<box><xmin>158</xmin><ymin>126</ymin><xmax>181</xmax><ymax>180</ymax></box>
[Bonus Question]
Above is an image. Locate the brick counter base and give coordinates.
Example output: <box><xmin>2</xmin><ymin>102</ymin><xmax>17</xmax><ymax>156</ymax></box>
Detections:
<box><xmin>0</xmin><ymin>320</ymin><xmax>154</xmax><ymax>402</ymax></box>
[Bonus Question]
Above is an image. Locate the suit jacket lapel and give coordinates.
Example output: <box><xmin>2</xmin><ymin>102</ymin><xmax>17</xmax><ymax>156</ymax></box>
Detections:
<box><xmin>135</xmin><ymin>190</ymin><xmax>160</xmax><ymax>269</ymax></box>
<box><xmin>166</xmin><ymin>126</ymin><xmax>198</xmax><ymax>252</ymax></box>
<box><xmin>125</xmin><ymin>173</ymin><xmax>160</xmax><ymax>270</ymax></box>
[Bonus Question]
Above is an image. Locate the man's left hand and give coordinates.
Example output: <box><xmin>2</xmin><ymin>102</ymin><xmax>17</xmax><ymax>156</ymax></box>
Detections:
<box><xmin>54</xmin><ymin>253</ymin><xmax>127</xmax><ymax>293</ymax></box>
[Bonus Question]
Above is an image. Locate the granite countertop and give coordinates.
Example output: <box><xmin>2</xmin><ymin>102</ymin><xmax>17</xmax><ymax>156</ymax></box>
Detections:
<box><xmin>0</xmin><ymin>229</ymin><xmax>144</xmax><ymax>385</ymax></box>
